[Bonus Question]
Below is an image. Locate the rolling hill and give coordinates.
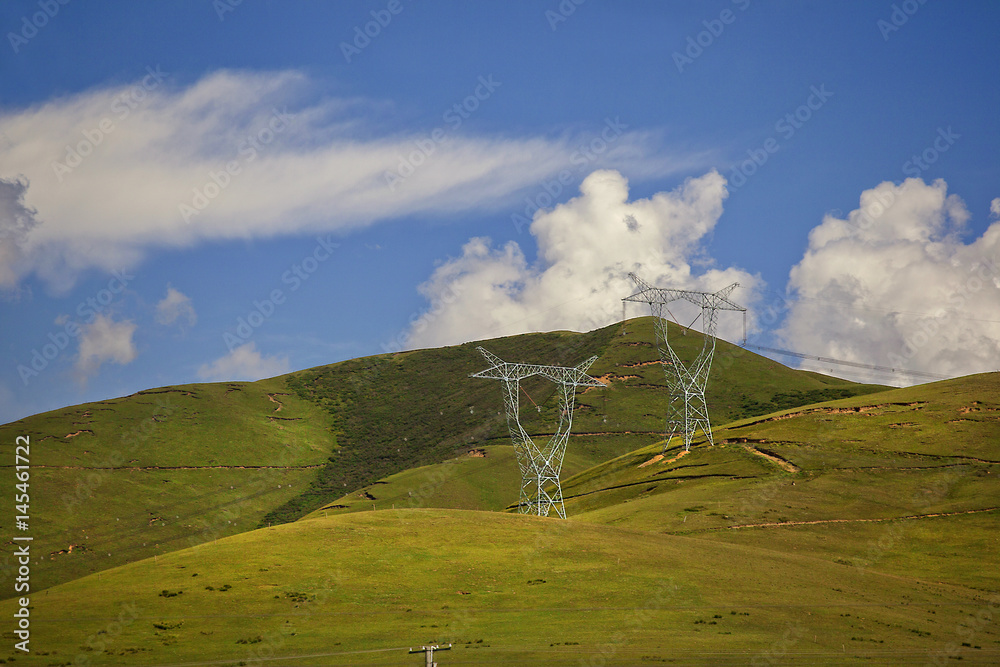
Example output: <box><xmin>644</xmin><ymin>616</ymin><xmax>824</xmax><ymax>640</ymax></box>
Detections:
<box><xmin>0</xmin><ymin>319</ymin><xmax>997</xmax><ymax>664</ymax></box>
<box><xmin>0</xmin><ymin>317</ymin><xmax>885</xmax><ymax>596</ymax></box>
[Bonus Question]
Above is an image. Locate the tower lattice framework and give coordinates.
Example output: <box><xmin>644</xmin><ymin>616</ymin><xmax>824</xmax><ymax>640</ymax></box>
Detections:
<box><xmin>623</xmin><ymin>273</ymin><xmax>746</xmax><ymax>452</ymax></box>
<box><xmin>471</xmin><ymin>347</ymin><xmax>604</xmax><ymax>519</ymax></box>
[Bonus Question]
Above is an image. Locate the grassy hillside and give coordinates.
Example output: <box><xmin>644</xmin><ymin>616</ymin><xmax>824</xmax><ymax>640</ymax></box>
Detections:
<box><xmin>267</xmin><ymin>325</ymin><xmax>619</xmax><ymax>526</ymax></box>
<box><xmin>0</xmin><ymin>317</ymin><xmax>886</xmax><ymax>597</ymax></box>
<box><xmin>0</xmin><ymin>378</ymin><xmax>335</xmax><ymax>597</ymax></box>
<box><xmin>0</xmin><ymin>338</ymin><xmax>995</xmax><ymax>663</ymax></box>
<box><xmin>295</xmin><ymin>317</ymin><xmax>884</xmax><ymax>520</ymax></box>
<box><xmin>557</xmin><ymin>372</ymin><xmax>1000</xmax><ymax>592</ymax></box>
<box><xmin>2</xmin><ymin>508</ymin><xmax>997</xmax><ymax>665</ymax></box>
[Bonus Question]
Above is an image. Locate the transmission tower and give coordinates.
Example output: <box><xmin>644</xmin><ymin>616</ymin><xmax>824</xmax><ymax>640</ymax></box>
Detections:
<box><xmin>471</xmin><ymin>347</ymin><xmax>604</xmax><ymax>519</ymax></box>
<box><xmin>623</xmin><ymin>273</ymin><xmax>746</xmax><ymax>452</ymax></box>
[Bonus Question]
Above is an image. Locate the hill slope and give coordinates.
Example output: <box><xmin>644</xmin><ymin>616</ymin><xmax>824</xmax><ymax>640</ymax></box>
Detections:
<box><xmin>559</xmin><ymin>372</ymin><xmax>1000</xmax><ymax>592</ymax></box>
<box><xmin>0</xmin><ymin>317</ymin><xmax>885</xmax><ymax>596</ymax></box>
<box><xmin>294</xmin><ymin>316</ymin><xmax>884</xmax><ymax>519</ymax></box>
<box><xmin>0</xmin><ymin>377</ymin><xmax>335</xmax><ymax>597</ymax></box>
<box><xmin>2</xmin><ymin>507</ymin><xmax>997</xmax><ymax>665</ymax></box>
<box><xmin>0</xmin><ymin>362</ymin><xmax>995</xmax><ymax>664</ymax></box>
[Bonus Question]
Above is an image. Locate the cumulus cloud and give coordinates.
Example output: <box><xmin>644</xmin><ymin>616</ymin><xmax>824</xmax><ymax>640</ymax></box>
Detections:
<box><xmin>0</xmin><ymin>69</ymin><xmax>706</xmax><ymax>290</ymax></box>
<box><xmin>0</xmin><ymin>176</ymin><xmax>40</xmax><ymax>288</ymax></box>
<box><xmin>75</xmin><ymin>314</ymin><xmax>138</xmax><ymax>381</ymax></box>
<box><xmin>992</xmin><ymin>197</ymin><xmax>1000</xmax><ymax>218</ymax></box>
<box><xmin>197</xmin><ymin>342</ymin><xmax>289</xmax><ymax>382</ymax></box>
<box><xmin>155</xmin><ymin>286</ymin><xmax>196</xmax><ymax>327</ymax></box>
<box><xmin>780</xmin><ymin>178</ymin><xmax>1000</xmax><ymax>385</ymax></box>
<box><xmin>397</xmin><ymin>169</ymin><xmax>759</xmax><ymax>351</ymax></box>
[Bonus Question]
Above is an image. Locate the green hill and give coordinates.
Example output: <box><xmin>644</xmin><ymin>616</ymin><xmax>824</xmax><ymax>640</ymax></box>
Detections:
<box><xmin>560</xmin><ymin>373</ymin><xmax>1000</xmax><ymax>593</ymax></box>
<box><xmin>0</xmin><ymin>319</ymin><xmax>997</xmax><ymax>664</ymax></box>
<box><xmin>298</xmin><ymin>316</ymin><xmax>885</xmax><ymax>520</ymax></box>
<box><xmin>0</xmin><ymin>317</ymin><xmax>886</xmax><ymax>597</ymax></box>
<box><xmin>0</xmin><ymin>377</ymin><xmax>335</xmax><ymax>597</ymax></box>
<box><xmin>1</xmin><ymin>506</ymin><xmax>996</xmax><ymax>665</ymax></box>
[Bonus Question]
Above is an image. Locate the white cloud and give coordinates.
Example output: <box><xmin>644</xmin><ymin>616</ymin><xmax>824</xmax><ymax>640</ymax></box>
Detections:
<box><xmin>75</xmin><ymin>314</ymin><xmax>138</xmax><ymax>381</ymax></box>
<box><xmin>397</xmin><ymin>169</ymin><xmax>759</xmax><ymax>351</ymax></box>
<box><xmin>197</xmin><ymin>342</ymin><xmax>289</xmax><ymax>382</ymax></box>
<box><xmin>0</xmin><ymin>176</ymin><xmax>40</xmax><ymax>288</ymax></box>
<box><xmin>780</xmin><ymin>178</ymin><xmax>1000</xmax><ymax>385</ymax></box>
<box><xmin>991</xmin><ymin>197</ymin><xmax>1000</xmax><ymax>218</ymax></box>
<box><xmin>155</xmin><ymin>286</ymin><xmax>196</xmax><ymax>327</ymax></box>
<box><xmin>0</xmin><ymin>69</ymin><xmax>707</xmax><ymax>290</ymax></box>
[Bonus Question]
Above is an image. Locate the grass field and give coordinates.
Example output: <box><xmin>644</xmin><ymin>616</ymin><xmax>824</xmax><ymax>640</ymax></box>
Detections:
<box><xmin>2</xmin><ymin>508</ymin><xmax>998</xmax><ymax>666</ymax></box>
<box><xmin>2</xmin><ymin>320</ymin><xmax>996</xmax><ymax>664</ymax></box>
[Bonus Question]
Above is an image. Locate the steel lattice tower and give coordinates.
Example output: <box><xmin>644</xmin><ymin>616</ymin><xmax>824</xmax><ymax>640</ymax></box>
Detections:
<box><xmin>471</xmin><ymin>347</ymin><xmax>604</xmax><ymax>519</ymax></box>
<box><xmin>623</xmin><ymin>273</ymin><xmax>746</xmax><ymax>452</ymax></box>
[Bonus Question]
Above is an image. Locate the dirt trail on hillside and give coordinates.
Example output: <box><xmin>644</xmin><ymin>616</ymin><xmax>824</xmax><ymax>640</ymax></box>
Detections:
<box><xmin>12</xmin><ymin>464</ymin><xmax>325</xmax><ymax>471</ymax></box>
<box><xmin>731</xmin><ymin>401</ymin><xmax>927</xmax><ymax>429</ymax></box>
<box><xmin>618</xmin><ymin>360</ymin><xmax>661</xmax><ymax>368</ymax></box>
<box><xmin>741</xmin><ymin>445</ymin><xmax>800</xmax><ymax>473</ymax></box>
<box><xmin>639</xmin><ymin>449</ymin><xmax>688</xmax><ymax>468</ymax></box>
<box><xmin>719</xmin><ymin>507</ymin><xmax>998</xmax><ymax>531</ymax></box>
<box><xmin>267</xmin><ymin>393</ymin><xmax>289</xmax><ymax>412</ymax></box>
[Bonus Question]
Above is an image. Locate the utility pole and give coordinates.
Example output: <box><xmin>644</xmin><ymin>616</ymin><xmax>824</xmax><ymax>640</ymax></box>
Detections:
<box><xmin>409</xmin><ymin>644</ymin><xmax>451</xmax><ymax>666</ymax></box>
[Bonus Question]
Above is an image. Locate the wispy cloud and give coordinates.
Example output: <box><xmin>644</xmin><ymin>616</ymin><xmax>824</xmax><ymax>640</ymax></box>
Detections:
<box><xmin>75</xmin><ymin>314</ymin><xmax>138</xmax><ymax>382</ymax></box>
<box><xmin>155</xmin><ymin>286</ymin><xmax>196</xmax><ymax>328</ymax></box>
<box><xmin>0</xmin><ymin>69</ymin><xmax>708</xmax><ymax>291</ymax></box>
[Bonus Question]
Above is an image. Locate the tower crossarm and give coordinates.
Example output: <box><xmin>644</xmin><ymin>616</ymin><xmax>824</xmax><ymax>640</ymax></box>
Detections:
<box><xmin>623</xmin><ymin>273</ymin><xmax>745</xmax><ymax>314</ymax></box>
<box><xmin>537</xmin><ymin>356</ymin><xmax>603</xmax><ymax>388</ymax></box>
<box><xmin>704</xmin><ymin>284</ymin><xmax>745</xmax><ymax>313</ymax></box>
<box><xmin>471</xmin><ymin>347</ymin><xmax>604</xmax><ymax>388</ymax></box>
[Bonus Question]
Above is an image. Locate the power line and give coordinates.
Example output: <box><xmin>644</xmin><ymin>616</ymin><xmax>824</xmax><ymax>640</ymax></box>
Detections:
<box><xmin>743</xmin><ymin>344</ymin><xmax>949</xmax><ymax>381</ymax></box>
<box><xmin>765</xmin><ymin>289</ymin><xmax>1000</xmax><ymax>325</ymax></box>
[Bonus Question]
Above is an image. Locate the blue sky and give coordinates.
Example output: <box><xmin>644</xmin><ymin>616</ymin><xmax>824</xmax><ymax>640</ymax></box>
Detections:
<box><xmin>1</xmin><ymin>0</ymin><xmax>999</xmax><ymax>423</ymax></box>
